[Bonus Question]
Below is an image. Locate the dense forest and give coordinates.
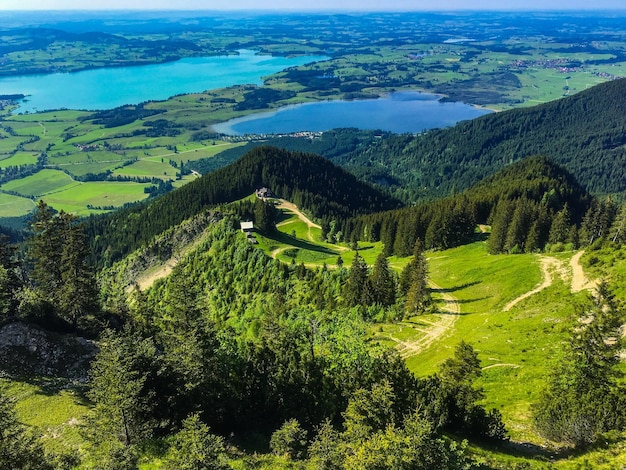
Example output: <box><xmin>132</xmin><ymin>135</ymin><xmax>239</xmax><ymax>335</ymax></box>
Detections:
<box><xmin>4</xmin><ymin>71</ymin><xmax>626</xmax><ymax>469</ymax></box>
<box><xmin>205</xmin><ymin>78</ymin><xmax>626</xmax><ymax>203</ymax></box>
<box><xmin>85</xmin><ymin>146</ymin><xmax>401</xmax><ymax>267</ymax></box>
<box><xmin>339</xmin><ymin>156</ymin><xmax>612</xmax><ymax>256</ymax></box>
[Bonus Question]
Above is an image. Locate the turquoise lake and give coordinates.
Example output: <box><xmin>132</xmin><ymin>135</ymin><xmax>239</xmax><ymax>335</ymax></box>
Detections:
<box><xmin>0</xmin><ymin>50</ymin><xmax>327</xmax><ymax>113</ymax></box>
<box><xmin>212</xmin><ymin>91</ymin><xmax>492</xmax><ymax>135</ymax></box>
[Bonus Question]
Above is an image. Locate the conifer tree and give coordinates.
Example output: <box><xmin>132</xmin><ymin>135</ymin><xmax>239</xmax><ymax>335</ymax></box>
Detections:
<box><xmin>27</xmin><ymin>201</ymin><xmax>99</xmax><ymax>329</ymax></box>
<box><xmin>254</xmin><ymin>198</ymin><xmax>277</xmax><ymax>233</ymax></box>
<box><xmin>0</xmin><ymin>235</ymin><xmax>22</xmax><ymax>318</ymax></box>
<box><xmin>548</xmin><ymin>204</ymin><xmax>572</xmax><ymax>245</ymax></box>
<box><xmin>401</xmin><ymin>240</ymin><xmax>431</xmax><ymax>315</ymax></box>
<box><xmin>487</xmin><ymin>199</ymin><xmax>514</xmax><ymax>254</ymax></box>
<box><xmin>370</xmin><ymin>253</ymin><xmax>396</xmax><ymax>307</ymax></box>
<box><xmin>344</xmin><ymin>252</ymin><xmax>371</xmax><ymax>307</ymax></box>
<box><xmin>165</xmin><ymin>414</ymin><xmax>229</xmax><ymax>470</ymax></box>
<box><xmin>85</xmin><ymin>329</ymin><xmax>156</xmax><ymax>466</ymax></box>
<box><xmin>533</xmin><ymin>282</ymin><xmax>626</xmax><ymax>446</ymax></box>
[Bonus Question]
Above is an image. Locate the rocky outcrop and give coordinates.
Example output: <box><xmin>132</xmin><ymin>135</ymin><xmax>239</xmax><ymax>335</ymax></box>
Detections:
<box><xmin>0</xmin><ymin>321</ymin><xmax>98</xmax><ymax>382</ymax></box>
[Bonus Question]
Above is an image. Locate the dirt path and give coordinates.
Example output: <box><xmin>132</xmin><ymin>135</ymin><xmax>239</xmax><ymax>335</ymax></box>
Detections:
<box><xmin>503</xmin><ymin>256</ymin><xmax>567</xmax><ymax>312</ymax></box>
<box><xmin>270</xmin><ymin>246</ymin><xmax>288</xmax><ymax>259</ymax></box>
<box><xmin>133</xmin><ymin>236</ymin><xmax>207</xmax><ymax>291</ymax></box>
<box><xmin>135</xmin><ymin>259</ymin><xmax>178</xmax><ymax>291</ymax></box>
<box><xmin>392</xmin><ymin>281</ymin><xmax>461</xmax><ymax>360</ymax></box>
<box><xmin>570</xmin><ymin>250</ymin><xmax>599</xmax><ymax>293</ymax></box>
<box><xmin>503</xmin><ymin>252</ymin><xmax>598</xmax><ymax>311</ymax></box>
<box><xmin>275</xmin><ymin>199</ymin><xmax>321</xmax><ymax>242</ymax></box>
<box><xmin>483</xmin><ymin>363</ymin><xmax>521</xmax><ymax>370</ymax></box>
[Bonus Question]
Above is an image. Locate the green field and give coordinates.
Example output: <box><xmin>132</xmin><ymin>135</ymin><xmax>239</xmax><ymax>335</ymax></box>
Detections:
<box><xmin>0</xmin><ymin>151</ymin><xmax>39</xmax><ymax>168</ymax></box>
<box><xmin>0</xmin><ymin>192</ymin><xmax>35</xmax><ymax>217</ymax></box>
<box><xmin>0</xmin><ymin>169</ymin><xmax>78</xmax><ymax>197</ymax></box>
<box><xmin>0</xmin><ymin>379</ymin><xmax>90</xmax><ymax>457</ymax></box>
<box><xmin>44</xmin><ymin>181</ymin><xmax>151</xmax><ymax>215</ymax></box>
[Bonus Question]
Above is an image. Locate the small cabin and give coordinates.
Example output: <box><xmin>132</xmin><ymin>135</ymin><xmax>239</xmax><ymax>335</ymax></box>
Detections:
<box><xmin>240</xmin><ymin>220</ymin><xmax>258</xmax><ymax>244</ymax></box>
<box><xmin>256</xmin><ymin>187</ymin><xmax>274</xmax><ymax>199</ymax></box>
<box><xmin>240</xmin><ymin>221</ymin><xmax>254</xmax><ymax>233</ymax></box>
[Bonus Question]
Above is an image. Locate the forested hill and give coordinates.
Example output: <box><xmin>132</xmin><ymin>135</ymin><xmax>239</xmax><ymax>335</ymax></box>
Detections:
<box><xmin>86</xmin><ymin>146</ymin><xmax>401</xmax><ymax>266</ymax></box>
<box><xmin>341</xmin><ymin>156</ymin><xmax>595</xmax><ymax>256</ymax></box>
<box><xmin>301</xmin><ymin>78</ymin><xmax>626</xmax><ymax>201</ymax></box>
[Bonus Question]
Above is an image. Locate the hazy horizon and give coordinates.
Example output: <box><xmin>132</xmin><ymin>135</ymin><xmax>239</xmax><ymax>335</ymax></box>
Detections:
<box><xmin>2</xmin><ymin>0</ymin><xmax>626</xmax><ymax>11</ymax></box>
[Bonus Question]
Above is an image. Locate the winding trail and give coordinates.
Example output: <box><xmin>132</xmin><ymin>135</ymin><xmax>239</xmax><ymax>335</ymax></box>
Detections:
<box><xmin>275</xmin><ymin>199</ymin><xmax>321</xmax><ymax>242</ymax></box>
<box><xmin>392</xmin><ymin>281</ymin><xmax>461</xmax><ymax>359</ymax></box>
<box><xmin>570</xmin><ymin>250</ymin><xmax>599</xmax><ymax>293</ymax></box>
<box><xmin>503</xmin><ymin>256</ymin><xmax>566</xmax><ymax>312</ymax></box>
<box><xmin>503</xmin><ymin>251</ymin><xmax>598</xmax><ymax>312</ymax></box>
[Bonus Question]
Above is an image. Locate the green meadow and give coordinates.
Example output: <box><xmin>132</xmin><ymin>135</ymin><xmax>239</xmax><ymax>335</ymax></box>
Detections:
<box><xmin>0</xmin><ymin>192</ymin><xmax>35</xmax><ymax>217</ymax></box>
<box><xmin>44</xmin><ymin>181</ymin><xmax>151</xmax><ymax>215</ymax></box>
<box><xmin>1</xmin><ymin>169</ymin><xmax>78</xmax><ymax>197</ymax></box>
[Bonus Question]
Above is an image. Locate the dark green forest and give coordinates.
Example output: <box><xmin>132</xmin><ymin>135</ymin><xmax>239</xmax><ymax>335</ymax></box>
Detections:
<box><xmin>339</xmin><ymin>157</ymin><xmax>610</xmax><ymax>257</ymax></box>
<box><xmin>4</xmin><ymin>71</ymin><xmax>626</xmax><ymax>468</ymax></box>
<box><xmin>205</xmin><ymin>78</ymin><xmax>626</xmax><ymax>203</ymax></box>
<box><xmin>85</xmin><ymin>146</ymin><xmax>401</xmax><ymax>267</ymax></box>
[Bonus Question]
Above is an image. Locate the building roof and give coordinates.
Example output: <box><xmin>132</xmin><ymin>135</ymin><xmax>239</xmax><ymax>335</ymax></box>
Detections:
<box><xmin>240</xmin><ymin>221</ymin><xmax>254</xmax><ymax>231</ymax></box>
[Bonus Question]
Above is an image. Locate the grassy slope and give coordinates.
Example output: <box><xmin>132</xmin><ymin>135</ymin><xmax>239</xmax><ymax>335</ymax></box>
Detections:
<box><xmin>256</xmin><ymin>207</ymin><xmax>626</xmax><ymax>467</ymax></box>
<box><xmin>4</xmin><ymin>200</ymin><xmax>625</xmax><ymax>468</ymax></box>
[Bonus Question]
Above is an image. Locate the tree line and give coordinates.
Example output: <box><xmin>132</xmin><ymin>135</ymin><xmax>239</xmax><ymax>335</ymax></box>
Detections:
<box><xmin>85</xmin><ymin>146</ymin><xmax>401</xmax><ymax>267</ymax></box>
<box><xmin>340</xmin><ymin>156</ymin><xmax>599</xmax><ymax>256</ymax></box>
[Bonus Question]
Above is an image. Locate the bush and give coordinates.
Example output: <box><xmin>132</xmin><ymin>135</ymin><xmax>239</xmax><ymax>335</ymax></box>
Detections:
<box><xmin>270</xmin><ymin>418</ymin><xmax>308</xmax><ymax>460</ymax></box>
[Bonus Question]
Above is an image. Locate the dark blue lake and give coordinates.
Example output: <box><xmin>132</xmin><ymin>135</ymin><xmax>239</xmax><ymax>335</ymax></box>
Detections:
<box><xmin>212</xmin><ymin>92</ymin><xmax>492</xmax><ymax>135</ymax></box>
<box><xmin>0</xmin><ymin>50</ymin><xmax>327</xmax><ymax>113</ymax></box>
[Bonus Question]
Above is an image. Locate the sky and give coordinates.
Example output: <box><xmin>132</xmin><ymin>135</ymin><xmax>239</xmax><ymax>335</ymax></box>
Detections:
<box><xmin>1</xmin><ymin>0</ymin><xmax>625</xmax><ymax>11</ymax></box>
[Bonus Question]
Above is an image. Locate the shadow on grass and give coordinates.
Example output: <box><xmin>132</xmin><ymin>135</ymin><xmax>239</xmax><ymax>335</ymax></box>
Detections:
<box><xmin>10</xmin><ymin>375</ymin><xmax>91</xmax><ymax>406</ymax></box>
<box><xmin>266</xmin><ymin>230</ymin><xmax>338</xmax><ymax>256</ymax></box>
<box><xmin>431</xmin><ymin>281</ymin><xmax>481</xmax><ymax>293</ymax></box>
<box><xmin>473</xmin><ymin>438</ymin><xmax>559</xmax><ymax>462</ymax></box>
<box><xmin>456</xmin><ymin>297</ymin><xmax>490</xmax><ymax>304</ymax></box>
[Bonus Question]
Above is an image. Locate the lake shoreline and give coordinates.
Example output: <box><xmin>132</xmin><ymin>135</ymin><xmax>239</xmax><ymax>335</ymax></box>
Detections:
<box><xmin>211</xmin><ymin>90</ymin><xmax>493</xmax><ymax>136</ymax></box>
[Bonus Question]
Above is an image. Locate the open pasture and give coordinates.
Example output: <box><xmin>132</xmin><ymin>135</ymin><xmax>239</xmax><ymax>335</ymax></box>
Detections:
<box><xmin>44</xmin><ymin>181</ymin><xmax>151</xmax><ymax>215</ymax></box>
<box><xmin>0</xmin><ymin>192</ymin><xmax>35</xmax><ymax>217</ymax></box>
<box><xmin>0</xmin><ymin>169</ymin><xmax>77</xmax><ymax>197</ymax></box>
<box><xmin>0</xmin><ymin>151</ymin><xmax>39</xmax><ymax>168</ymax></box>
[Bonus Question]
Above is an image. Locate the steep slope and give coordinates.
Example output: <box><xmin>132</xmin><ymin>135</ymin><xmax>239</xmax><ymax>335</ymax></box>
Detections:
<box><xmin>86</xmin><ymin>146</ymin><xmax>401</xmax><ymax>266</ymax></box>
<box><xmin>326</xmin><ymin>78</ymin><xmax>626</xmax><ymax>200</ymax></box>
<box><xmin>342</xmin><ymin>156</ymin><xmax>593</xmax><ymax>256</ymax></box>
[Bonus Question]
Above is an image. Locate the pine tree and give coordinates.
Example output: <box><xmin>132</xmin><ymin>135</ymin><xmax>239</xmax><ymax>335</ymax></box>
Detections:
<box><xmin>27</xmin><ymin>200</ymin><xmax>64</xmax><ymax>297</ymax></box>
<box><xmin>165</xmin><ymin>414</ymin><xmax>229</xmax><ymax>470</ymax></box>
<box><xmin>0</xmin><ymin>235</ymin><xmax>22</xmax><ymax>318</ymax></box>
<box><xmin>254</xmin><ymin>198</ymin><xmax>277</xmax><ymax>233</ymax></box>
<box><xmin>401</xmin><ymin>240</ymin><xmax>431</xmax><ymax>315</ymax></box>
<box><xmin>548</xmin><ymin>204</ymin><xmax>572</xmax><ymax>245</ymax></box>
<box><xmin>85</xmin><ymin>329</ymin><xmax>156</xmax><ymax>466</ymax></box>
<box><xmin>533</xmin><ymin>282</ymin><xmax>626</xmax><ymax>446</ymax></box>
<box><xmin>487</xmin><ymin>200</ymin><xmax>514</xmax><ymax>254</ymax></box>
<box><xmin>344</xmin><ymin>252</ymin><xmax>371</xmax><ymax>307</ymax></box>
<box><xmin>370</xmin><ymin>253</ymin><xmax>396</xmax><ymax>307</ymax></box>
<box><xmin>59</xmin><ymin>219</ymin><xmax>99</xmax><ymax>329</ymax></box>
